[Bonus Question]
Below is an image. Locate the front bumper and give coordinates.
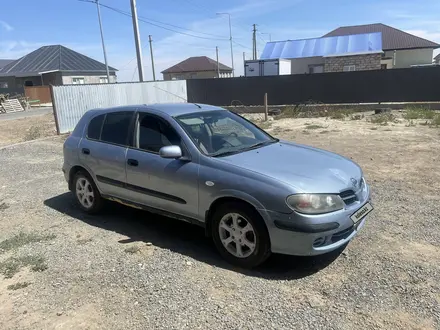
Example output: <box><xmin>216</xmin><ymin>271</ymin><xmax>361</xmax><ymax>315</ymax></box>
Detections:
<box><xmin>262</xmin><ymin>185</ymin><xmax>372</xmax><ymax>256</ymax></box>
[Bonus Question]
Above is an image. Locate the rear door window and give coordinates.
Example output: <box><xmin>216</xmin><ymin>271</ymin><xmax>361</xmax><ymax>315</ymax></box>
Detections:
<box><xmin>100</xmin><ymin>112</ymin><xmax>133</xmax><ymax>146</ymax></box>
<box><xmin>87</xmin><ymin>114</ymin><xmax>105</xmax><ymax>140</ymax></box>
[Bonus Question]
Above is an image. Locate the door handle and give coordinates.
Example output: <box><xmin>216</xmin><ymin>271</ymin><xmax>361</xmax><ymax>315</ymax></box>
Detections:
<box><xmin>127</xmin><ymin>159</ymin><xmax>139</xmax><ymax>166</ymax></box>
<box><xmin>82</xmin><ymin>148</ymin><xmax>90</xmax><ymax>155</ymax></box>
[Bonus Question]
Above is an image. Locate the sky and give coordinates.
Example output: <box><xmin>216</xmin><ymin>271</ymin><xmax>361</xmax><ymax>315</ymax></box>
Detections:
<box><xmin>1</xmin><ymin>0</ymin><xmax>440</xmax><ymax>81</ymax></box>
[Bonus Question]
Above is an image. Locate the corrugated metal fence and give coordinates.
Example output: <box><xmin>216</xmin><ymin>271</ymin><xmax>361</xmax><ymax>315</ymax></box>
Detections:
<box><xmin>51</xmin><ymin>80</ymin><xmax>187</xmax><ymax>134</ymax></box>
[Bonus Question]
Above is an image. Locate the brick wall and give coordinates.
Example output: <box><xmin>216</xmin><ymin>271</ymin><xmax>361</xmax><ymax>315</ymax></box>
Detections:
<box><xmin>324</xmin><ymin>53</ymin><xmax>382</xmax><ymax>72</ymax></box>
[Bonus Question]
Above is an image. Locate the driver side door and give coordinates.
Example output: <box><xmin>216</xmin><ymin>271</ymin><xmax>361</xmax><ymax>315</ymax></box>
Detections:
<box><xmin>125</xmin><ymin>112</ymin><xmax>200</xmax><ymax>220</ymax></box>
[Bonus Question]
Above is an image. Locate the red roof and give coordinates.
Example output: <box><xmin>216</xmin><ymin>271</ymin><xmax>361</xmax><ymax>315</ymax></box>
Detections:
<box><xmin>161</xmin><ymin>56</ymin><xmax>232</xmax><ymax>74</ymax></box>
<box><xmin>323</xmin><ymin>23</ymin><xmax>439</xmax><ymax>51</ymax></box>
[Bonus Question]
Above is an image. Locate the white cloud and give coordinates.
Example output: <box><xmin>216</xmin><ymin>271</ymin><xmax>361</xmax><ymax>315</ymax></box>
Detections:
<box><xmin>0</xmin><ymin>20</ymin><xmax>13</xmax><ymax>32</ymax></box>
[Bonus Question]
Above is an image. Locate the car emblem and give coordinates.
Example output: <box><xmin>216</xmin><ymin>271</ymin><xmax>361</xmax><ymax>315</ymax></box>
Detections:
<box><xmin>350</xmin><ymin>178</ymin><xmax>358</xmax><ymax>187</ymax></box>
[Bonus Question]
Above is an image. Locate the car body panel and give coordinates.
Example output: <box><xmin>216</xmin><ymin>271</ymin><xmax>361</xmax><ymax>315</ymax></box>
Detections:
<box><xmin>125</xmin><ymin>148</ymin><xmax>200</xmax><ymax>219</ymax></box>
<box><xmin>63</xmin><ymin>103</ymin><xmax>372</xmax><ymax>257</ymax></box>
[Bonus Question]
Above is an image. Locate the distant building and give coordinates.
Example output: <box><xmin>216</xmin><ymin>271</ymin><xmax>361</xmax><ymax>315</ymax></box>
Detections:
<box><xmin>161</xmin><ymin>56</ymin><xmax>233</xmax><ymax>80</ymax></box>
<box><xmin>323</xmin><ymin>23</ymin><xmax>439</xmax><ymax>69</ymax></box>
<box><xmin>260</xmin><ymin>23</ymin><xmax>439</xmax><ymax>75</ymax></box>
<box><xmin>0</xmin><ymin>45</ymin><xmax>117</xmax><ymax>92</ymax></box>
<box><xmin>435</xmin><ymin>53</ymin><xmax>440</xmax><ymax>65</ymax></box>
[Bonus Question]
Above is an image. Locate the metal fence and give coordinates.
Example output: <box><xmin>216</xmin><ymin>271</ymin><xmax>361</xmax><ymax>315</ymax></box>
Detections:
<box><xmin>187</xmin><ymin>66</ymin><xmax>440</xmax><ymax>106</ymax></box>
<box><xmin>51</xmin><ymin>80</ymin><xmax>187</xmax><ymax>134</ymax></box>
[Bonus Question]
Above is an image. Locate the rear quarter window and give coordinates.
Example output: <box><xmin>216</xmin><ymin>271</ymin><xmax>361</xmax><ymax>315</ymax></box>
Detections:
<box><xmin>100</xmin><ymin>112</ymin><xmax>133</xmax><ymax>146</ymax></box>
<box><xmin>87</xmin><ymin>114</ymin><xmax>105</xmax><ymax>140</ymax></box>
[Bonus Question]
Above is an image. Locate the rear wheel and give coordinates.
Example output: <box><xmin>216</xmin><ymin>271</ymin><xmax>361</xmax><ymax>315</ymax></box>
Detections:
<box><xmin>73</xmin><ymin>171</ymin><xmax>103</xmax><ymax>214</ymax></box>
<box><xmin>211</xmin><ymin>202</ymin><xmax>271</xmax><ymax>268</ymax></box>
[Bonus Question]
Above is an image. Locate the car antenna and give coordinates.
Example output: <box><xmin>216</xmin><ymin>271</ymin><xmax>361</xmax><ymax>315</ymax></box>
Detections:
<box><xmin>152</xmin><ymin>84</ymin><xmax>188</xmax><ymax>102</ymax></box>
<box><xmin>152</xmin><ymin>83</ymin><xmax>201</xmax><ymax>108</ymax></box>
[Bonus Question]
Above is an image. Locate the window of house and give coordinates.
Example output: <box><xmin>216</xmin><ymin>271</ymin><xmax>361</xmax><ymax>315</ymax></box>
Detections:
<box><xmin>24</xmin><ymin>80</ymin><xmax>34</xmax><ymax>86</ymax></box>
<box><xmin>136</xmin><ymin>114</ymin><xmax>181</xmax><ymax>153</ymax></box>
<box><xmin>72</xmin><ymin>77</ymin><xmax>85</xmax><ymax>85</ymax></box>
<box><xmin>343</xmin><ymin>65</ymin><xmax>356</xmax><ymax>72</ymax></box>
<box><xmin>100</xmin><ymin>112</ymin><xmax>133</xmax><ymax>146</ymax></box>
<box><xmin>0</xmin><ymin>82</ymin><xmax>8</xmax><ymax>88</ymax></box>
<box><xmin>99</xmin><ymin>77</ymin><xmax>108</xmax><ymax>83</ymax></box>
<box><xmin>190</xmin><ymin>73</ymin><xmax>197</xmax><ymax>79</ymax></box>
<box><xmin>87</xmin><ymin>114</ymin><xmax>106</xmax><ymax>140</ymax></box>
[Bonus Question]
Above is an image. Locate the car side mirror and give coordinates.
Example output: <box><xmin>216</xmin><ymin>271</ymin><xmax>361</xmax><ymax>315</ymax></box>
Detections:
<box><xmin>159</xmin><ymin>145</ymin><xmax>182</xmax><ymax>159</ymax></box>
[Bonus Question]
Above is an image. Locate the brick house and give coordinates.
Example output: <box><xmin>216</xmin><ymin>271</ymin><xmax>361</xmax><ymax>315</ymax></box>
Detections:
<box><xmin>161</xmin><ymin>56</ymin><xmax>233</xmax><ymax>80</ymax></box>
<box><xmin>260</xmin><ymin>23</ymin><xmax>439</xmax><ymax>74</ymax></box>
<box><xmin>323</xmin><ymin>23</ymin><xmax>439</xmax><ymax>69</ymax></box>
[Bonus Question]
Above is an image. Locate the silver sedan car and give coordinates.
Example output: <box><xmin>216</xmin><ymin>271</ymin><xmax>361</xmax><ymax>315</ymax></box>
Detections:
<box><xmin>63</xmin><ymin>103</ymin><xmax>373</xmax><ymax>268</ymax></box>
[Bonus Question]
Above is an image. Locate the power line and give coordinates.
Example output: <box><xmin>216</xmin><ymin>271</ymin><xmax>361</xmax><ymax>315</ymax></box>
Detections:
<box><xmin>232</xmin><ymin>40</ymin><xmax>252</xmax><ymax>50</ymax></box>
<box><xmin>96</xmin><ymin>2</ymin><xmax>228</xmax><ymax>41</ymax></box>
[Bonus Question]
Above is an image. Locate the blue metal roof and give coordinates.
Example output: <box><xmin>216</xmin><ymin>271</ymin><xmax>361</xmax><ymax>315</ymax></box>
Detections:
<box><xmin>260</xmin><ymin>32</ymin><xmax>382</xmax><ymax>60</ymax></box>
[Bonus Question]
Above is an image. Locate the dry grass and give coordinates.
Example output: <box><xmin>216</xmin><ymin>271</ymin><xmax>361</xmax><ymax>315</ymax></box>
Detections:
<box><xmin>305</xmin><ymin>124</ymin><xmax>325</xmax><ymax>130</ymax></box>
<box><xmin>0</xmin><ymin>232</ymin><xmax>56</xmax><ymax>253</ymax></box>
<box><xmin>368</xmin><ymin>113</ymin><xmax>396</xmax><ymax>125</ymax></box>
<box><xmin>0</xmin><ymin>255</ymin><xmax>47</xmax><ymax>278</ymax></box>
<box><xmin>7</xmin><ymin>282</ymin><xmax>31</xmax><ymax>291</ymax></box>
<box><xmin>403</xmin><ymin>107</ymin><xmax>436</xmax><ymax>120</ymax></box>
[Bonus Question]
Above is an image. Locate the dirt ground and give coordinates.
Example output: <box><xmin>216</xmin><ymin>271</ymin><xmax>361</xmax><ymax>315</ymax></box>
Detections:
<box><xmin>0</xmin><ymin>113</ymin><xmax>56</xmax><ymax>148</ymax></box>
<box><xmin>0</xmin><ymin>110</ymin><xmax>439</xmax><ymax>329</ymax></box>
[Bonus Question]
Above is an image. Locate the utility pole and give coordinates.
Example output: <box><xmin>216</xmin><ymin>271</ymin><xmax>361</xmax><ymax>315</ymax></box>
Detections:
<box><xmin>243</xmin><ymin>52</ymin><xmax>246</xmax><ymax>63</ymax></box>
<box><xmin>95</xmin><ymin>0</ymin><xmax>110</xmax><ymax>82</ymax></box>
<box><xmin>252</xmin><ymin>24</ymin><xmax>257</xmax><ymax>60</ymax></box>
<box><xmin>130</xmin><ymin>0</ymin><xmax>144</xmax><ymax>82</ymax></box>
<box><xmin>216</xmin><ymin>46</ymin><xmax>220</xmax><ymax>78</ymax></box>
<box><xmin>148</xmin><ymin>35</ymin><xmax>156</xmax><ymax>81</ymax></box>
<box><xmin>216</xmin><ymin>13</ymin><xmax>234</xmax><ymax>77</ymax></box>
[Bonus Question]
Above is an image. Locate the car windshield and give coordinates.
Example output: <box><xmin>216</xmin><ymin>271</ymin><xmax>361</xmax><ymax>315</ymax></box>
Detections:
<box><xmin>175</xmin><ymin>110</ymin><xmax>278</xmax><ymax>157</ymax></box>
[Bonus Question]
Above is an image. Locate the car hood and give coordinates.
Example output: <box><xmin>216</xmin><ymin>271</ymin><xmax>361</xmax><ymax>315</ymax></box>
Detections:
<box><xmin>215</xmin><ymin>141</ymin><xmax>363</xmax><ymax>193</ymax></box>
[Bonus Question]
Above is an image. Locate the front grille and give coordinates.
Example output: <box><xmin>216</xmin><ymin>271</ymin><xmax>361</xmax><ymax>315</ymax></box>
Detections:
<box><xmin>331</xmin><ymin>227</ymin><xmax>354</xmax><ymax>243</ymax></box>
<box><xmin>339</xmin><ymin>189</ymin><xmax>357</xmax><ymax>205</ymax></box>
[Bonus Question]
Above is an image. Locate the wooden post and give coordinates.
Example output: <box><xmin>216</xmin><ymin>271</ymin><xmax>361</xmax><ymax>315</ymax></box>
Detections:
<box><xmin>264</xmin><ymin>93</ymin><xmax>268</xmax><ymax>121</ymax></box>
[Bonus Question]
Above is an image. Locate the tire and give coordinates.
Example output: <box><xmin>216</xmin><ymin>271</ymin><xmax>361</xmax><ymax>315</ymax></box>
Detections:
<box><xmin>73</xmin><ymin>171</ymin><xmax>103</xmax><ymax>214</ymax></box>
<box><xmin>211</xmin><ymin>202</ymin><xmax>271</xmax><ymax>268</ymax></box>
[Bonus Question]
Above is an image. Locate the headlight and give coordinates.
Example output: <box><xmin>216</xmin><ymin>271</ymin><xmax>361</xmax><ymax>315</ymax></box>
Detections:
<box><xmin>286</xmin><ymin>194</ymin><xmax>344</xmax><ymax>214</ymax></box>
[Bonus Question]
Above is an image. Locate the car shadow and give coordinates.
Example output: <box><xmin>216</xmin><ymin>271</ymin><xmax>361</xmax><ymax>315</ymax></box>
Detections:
<box><xmin>43</xmin><ymin>192</ymin><xmax>345</xmax><ymax>280</ymax></box>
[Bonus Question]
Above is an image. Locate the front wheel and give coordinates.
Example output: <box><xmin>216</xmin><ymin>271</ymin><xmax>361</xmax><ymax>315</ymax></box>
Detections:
<box><xmin>211</xmin><ymin>202</ymin><xmax>271</xmax><ymax>268</ymax></box>
<box><xmin>73</xmin><ymin>171</ymin><xmax>103</xmax><ymax>214</ymax></box>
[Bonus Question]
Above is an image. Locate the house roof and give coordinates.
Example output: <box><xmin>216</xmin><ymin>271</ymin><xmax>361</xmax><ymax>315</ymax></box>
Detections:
<box><xmin>260</xmin><ymin>32</ymin><xmax>382</xmax><ymax>60</ymax></box>
<box><xmin>161</xmin><ymin>56</ymin><xmax>232</xmax><ymax>74</ymax></box>
<box><xmin>0</xmin><ymin>45</ymin><xmax>117</xmax><ymax>77</ymax></box>
<box><xmin>0</xmin><ymin>59</ymin><xmax>15</xmax><ymax>69</ymax></box>
<box><xmin>323</xmin><ymin>23</ymin><xmax>439</xmax><ymax>50</ymax></box>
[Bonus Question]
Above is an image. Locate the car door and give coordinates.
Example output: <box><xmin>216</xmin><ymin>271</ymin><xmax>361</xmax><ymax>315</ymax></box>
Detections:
<box><xmin>125</xmin><ymin>112</ymin><xmax>200</xmax><ymax>220</ymax></box>
<box><xmin>79</xmin><ymin>111</ymin><xmax>134</xmax><ymax>200</ymax></box>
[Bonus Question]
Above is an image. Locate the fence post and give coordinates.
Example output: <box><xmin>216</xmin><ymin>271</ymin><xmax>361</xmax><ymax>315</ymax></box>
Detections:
<box><xmin>49</xmin><ymin>85</ymin><xmax>61</xmax><ymax>135</ymax></box>
<box><xmin>264</xmin><ymin>93</ymin><xmax>268</xmax><ymax>121</ymax></box>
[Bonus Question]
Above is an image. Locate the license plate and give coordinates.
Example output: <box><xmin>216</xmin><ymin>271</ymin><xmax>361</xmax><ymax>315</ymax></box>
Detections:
<box><xmin>350</xmin><ymin>202</ymin><xmax>373</xmax><ymax>223</ymax></box>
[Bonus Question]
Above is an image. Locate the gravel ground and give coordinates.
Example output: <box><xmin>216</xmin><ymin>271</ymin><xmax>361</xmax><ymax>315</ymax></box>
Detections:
<box><xmin>0</xmin><ymin>112</ymin><xmax>439</xmax><ymax>329</ymax></box>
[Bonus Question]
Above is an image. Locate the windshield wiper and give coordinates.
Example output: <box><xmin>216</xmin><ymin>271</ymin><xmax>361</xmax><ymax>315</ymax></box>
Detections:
<box><xmin>245</xmin><ymin>139</ymin><xmax>279</xmax><ymax>150</ymax></box>
<box><xmin>211</xmin><ymin>139</ymin><xmax>279</xmax><ymax>157</ymax></box>
<box><xmin>211</xmin><ymin>150</ymin><xmax>243</xmax><ymax>157</ymax></box>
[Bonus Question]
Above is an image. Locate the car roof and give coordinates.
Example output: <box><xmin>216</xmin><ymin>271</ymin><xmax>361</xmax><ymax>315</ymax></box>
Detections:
<box><xmin>87</xmin><ymin>103</ymin><xmax>225</xmax><ymax>117</ymax></box>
